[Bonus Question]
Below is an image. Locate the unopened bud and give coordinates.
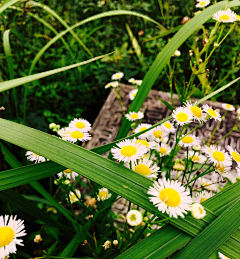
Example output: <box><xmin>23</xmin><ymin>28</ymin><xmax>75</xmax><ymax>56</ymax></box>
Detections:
<box><xmin>173</xmin><ymin>163</ymin><xmax>185</xmax><ymax>171</ymax></box>
<box><xmin>192</xmin><ymin>145</ymin><xmax>201</xmax><ymax>151</ymax></box>
<box><xmin>54</xmin><ymin>180</ymin><xmax>59</xmax><ymax>185</ymax></box>
<box><xmin>34</xmin><ymin>234</ymin><xmax>43</xmax><ymax>243</ymax></box>
<box><xmin>64</xmin><ymin>180</ymin><xmax>70</xmax><ymax>185</ymax></box>
<box><xmin>189</xmin><ymin>50</ymin><xmax>193</xmax><ymax>56</ymax></box>
<box><xmin>49</xmin><ymin>123</ymin><xmax>56</xmax><ymax>129</ymax></box>
<box><xmin>143</xmin><ymin>216</ymin><xmax>149</xmax><ymax>222</ymax></box>
<box><xmin>198</xmin><ymin>59</ymin><xmax>203</xmax><ymax>64</ymax></box>
<box><xmin>175</xmin><ymin>158</ymin><xmax>181</xmax><ymax>163</ymax></box>
<box><xmin>113</xmin><ymin>240</ymin><xmax>118</xmax><ymax>246</ymax></box>
<box><xmin>214</xmin><ymin>42</ymin><xmax>219</xmax><ymax>48</ymax></box>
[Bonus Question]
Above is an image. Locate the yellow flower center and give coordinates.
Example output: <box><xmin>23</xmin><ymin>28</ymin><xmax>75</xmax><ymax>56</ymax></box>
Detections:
<box><xmin>75</xmin><ymin>122</ymin><xmax>85</xmax><ymax>129</ymax></box>
<box><xmin>121</xmin><ymin>145</ymin><xmax>137</xmax><ymax>157</ymax></box>
<box><xmin>134</xmin><ymin>164</ymin><xmax>151</xmax><ymax>176</ymax></box>
<box><xmin>176</xmin><ymin>112</ymin><xmax>189</xmax><ymax>122</ymax></box>
<box><xmin>130</xmin><ymin>114</ymin><xmax>139</xmax><ymax>119</ymax></box>
<box><xmin>207</xmin><ymin>109</ymin><xmax>217</xmax><ymax>118</ymax></box>
<box><xmin>181</xmin><ymin>136</ymin><xmax>194</xmax><ymax>143</ymax></box>
<box><xmin>115</xmin><ymin>74</ymin><xmax>121</xmax><ymax>78</ymax></box>
<box><xmin>190</xmin><ymin>106</ymin><xmax>202</xmax><ymax>118</ymax></box>
<box><xmin>64</xmin><ymin>169</ymin><xmax>72</xmax><ymax>174</ymax></box>
<box><xmin>213</xmin><ymin>151</ymin><xmax>225</xmax><ymax>162</ymax></box>
<box><xmin>232</xmin><ymin>151</ymin><xmax>240</xmax><ymax>162</ymax></box>
<box><xmin>33</xmin><ymin>153</ymin><xmax>40</xmax><ymax>156</ymax></box>
<box><xmin>98</xmin><ymin>191</ymin><xmax>108</xmax><ymax>200</ymax></box>
<box><xmin>236</xmin><ymin>14</ymin><xmax>240</xmax><ymax>20</ymax></box>
<box><xmin>200</xmin><ymin>198</ymin><xmax>207</xmax><ymax>203</ymax></box>
<box><xmin>0</xmin><ymin>226</ymin><xmax>15</xmax><ymax>247</ymax></box>
<box><xmin>201</xmin><ymin>182</ymin><xmax>210</xmax><ymax>189</ymax></box>
<box><xmin>133</xmin><ymin>93</ymin><xmax>137</xmax><ymax>98</ymax></box>
<box><xmin>164</xmin><ymin>122</ymin><xmax>172</xmax><ymax>129</ymax></box>
<box><xmin>215</xmin><ymin>163</ymin><xmax>225</xmax><ymax>173</ymax></box>
<box><xmin>70</xmin><ymin>131</ymin><xmax>84</xmax><ymax>139</ymax></box>
<box><xmin>160</xmin><ymin>188</ymin><xmax>181</xmax><ymax>207</ymax></box>
<box><xmin>219</xmin><ymin>14</ymin><xmax>230</xmax><ymax>21</ymax></box>
<box><xmin>70</xmin><ymin>194</ymin><xmax>77</xmax><ymax>203</ymax></box>
<box><xmin>140</xmin><ymin>127</ymin><xmax>147</xmax><ymax>132</ymax></box>
<box><xmin>135</xmin><ymin>140</ymin><xmax>149</xmax><ymax>147</ymax></box>
<box><xmin>154</xmin><ymin>130</ymin><xmax>162</xmax><ymax>138</ymax></box>
<box><xmin>192</xmin><ymin>155</ymin><xmax>200</xmax><ymax>162</ymax></box>
<box><xmin>200</xmin><ymin>1</ymin><xmax>206</xmax><ymax>5</ymax></box>
<box><xmin>226</xmin><ymin>104</ymin><xmax>232</xmax><ymax>109</ymax></box>
<box><xmin>129</xmin><ymin>214</ymin><xmax>136</xmax><ymax>221</ymax></box>
<box><xmin>199</xmin><ymin>206</ymin><xmax>203</xmax><ymax>214</ymax></box>
<box><xmin>159</xmin><ymin>147</ymin><xmax>167</xmax><ymax>154</ymax></box>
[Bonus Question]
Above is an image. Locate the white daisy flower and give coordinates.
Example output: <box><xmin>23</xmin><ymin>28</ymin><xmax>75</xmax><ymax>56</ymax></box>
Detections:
<box><xmin>227</xmin><ymin>146</ymin><xmax>240</xmax><ymax>164</ymax></box>
<box><xmin>202</xmin><ymin>145</ymin><xmax>232</xmax><ymax>167</ymax></box>
<box><xmin>69</xmin><ymin>190</ymin><xmax>81</xmax><ymax>204</ymax></box>
<box><xmin>148</xmin><ymin>125</ymin><xmax>168</xmax><ymax>142</ymax></box>
<box><xmin>194</xmin><ymin>191</ymin><xmax>213</xmax><ymax>203</ymax></box>
<box><xmin>26</xmin><ymin>151</ymin><xmax>47</xmax><ymax>163</ymax></box>
<box><xmin>214</xmin><ymin>163</ymin><xmax>231</xmax><ymax>179</ymax></box>
<box><xmin>188</xmin><ymin>151</ymin><xmax>206</xmax><ymax>164</ymax></box>
<box><xmin>111</xmin><ymin>139</ymin><xmax>148</xmax><ymax>163</ymax></box>
<box><xmin>196</xmin><ymin>0</ymin><xmax>210</xmax><ymax>8</ymax></box>
<box><xmin>218</xmin><ymin>252</ymin><xmax>231</xmax><ymax>259</ymax></box>
<box><xmin>156</xmin><ymin>143</ymin><xmax>172</xmax><ymax>157</ymax></box>
<box><xmin>213</xmin><ymin>9</ymin><xmax>237</xmax><ymax>23</ymax></box>
<box><xmin>198</xmin><ymin>178</ymin><xmax>216</xmax><ymax>191</ymax></box>
<box><xmin>172</xmin><ymin>50</ymin><xmax>181</xmax><ymax>57</ymax></box>
<box><xmin>129</xmin><ymin>89</ymin><xmax>138</xmax><ymax>100</ymax></box>
<box><xmin>0</xmin><ymin>215</ymin><xmax>26</xmax><ymax>259</ymax></box>
<box><xmin>57</xmin><ymin>169</ymin><xmax>79</xmax><ymax>180</ymax></box>
<box><xmin>131</xmin><ymin>158</ymin><xmax>160</xmax><ymax>179</ymax></box>
<box><xmin>59</xmin><ymin>128</ymin><xmax>91</xmax><ymax>143</ymax></box>
<box><xmin>97</xmin><ymin>187</ymin><xmax>112</xmax><ymax>201</ymax></box>
<box><xmin>179</xmin><ymin>134</ymin><xmax>201</xmax><ymax>148</ymax></box>
<box><xmin>148</xmin><ymin>179</ymin><xmax>193</xmax><ymax>218</ymax></box>
<box><xmin>134</xmin><ymin>123</ymin><xmax>152</xmax><ymax>140</ymax></box>
<box><xmin>69</xmin><ymin>118</ymin><xmax>91</xmax><ymax>132</ymax></box>
<box><xmin>202</xmin><ymin>104</ymin><xmax>221</xmax><ymax>121</ymax></box>
<box><xmin>161</xmin><ymin>121</ymin><xmax>176</xmax><ymax>133</ymax></box>
<box><xmin>172</xmin><ymin>107</ymin><xmax>193</xmax><ymax>126</ymax></box>
<box><xmin>112</xmin><ymin>72</ymin><xmax>124</xmax><ymax>80</ymax></box>
<box><xmin>126</xmin><ymin>210</ymin><xmax>143</xmax><ymax>226</ymax></box>
<box><xmin>184</xmin><ymin>101</ymin><xmax>207</xmax><ymax>122</ymax></box>
<box><xmin>191</xmin><ymin>203</ymin><xmax>206</xmax><ymax>219</ymax></box>
<box><xmin>125</xmin><ymin>111</ymin><xmax>144</xmax><ymax>121</ymax></box>
<box><xmin>102</xmin><ymin>240</ymin><xmax>111</xmax><ymax>250</ymax></box>
<box><xmin>222</xmin><ymin>103</ymin><xmax>235</xmax><ymax>111</ymax></box>
<box><xmin>134</xmin><ymin>80</ymin><xmax>142</xmax><ymax>86</ymax></box>
<box><xmin>135</xmin><ymin>139</ymin><xmax>157</xmax><ymax>150</ymax></box>
<box><xmin>128</xmin><ymin>78</ymin><xmax>135</xmax><ymax>83</ymax></box>
<box><xmin>111</xmin><ymin>81</ymin><xmax>119</xmax><ymax>88</ymax></box>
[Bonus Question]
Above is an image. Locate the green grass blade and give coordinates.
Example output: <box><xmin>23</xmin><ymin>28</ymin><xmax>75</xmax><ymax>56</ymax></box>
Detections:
<box><xmin>115</xmin><ymin>1</ymin><xmax>240</xmax><ymax>140</ymax></box>
<box><xmin>173</xmin><ymin>198</ymin><xmax>240</xmax><ymax>259</ymax></box>
<box><xmin>3</xmin><ymin>29</ymin><xmax>18</xmax><ymax>118</ymax></box>
<box><xmin>30</xmin><ymin>1</ymin><xmax>93</xmax><ymax>58</ymax></box>
<box><xmin>126</xmin><ymin>24</ymin><xmax>141</xmax><ymax>58</ymax></box>
<box><xmin>28</xmin><ymin>10</ymin><xmax>162</xmax><ymax>73</ymax></box>
<box><xmin>0</xmin><ymin>53</ymin><xmax>112</xmax><ymax>92</ymax></box>
<box><xmin>0</xmin><ymin>0</ymin><xmax>19</xmax><ymax>14</ymax></box>
<box><xmin>59</xmin><ymin>235</ymin><xmax>80</xmax><ymax>257</ymax></box>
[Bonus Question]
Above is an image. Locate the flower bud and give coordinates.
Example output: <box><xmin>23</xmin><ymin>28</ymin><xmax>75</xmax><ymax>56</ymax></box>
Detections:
<box><xmin>64</xmin><ymin>180</ymin><xmax>70</xmax><ymax>185</ymax></box>
<box><xmin>113</xmin><ymin>240</ymin><xmax>118</xmax><ymax>246</ymax></box>
<box><xmin>49</xmin><ymin>123</ymin><xmax>56</xmax><ymax>129</ymax></box>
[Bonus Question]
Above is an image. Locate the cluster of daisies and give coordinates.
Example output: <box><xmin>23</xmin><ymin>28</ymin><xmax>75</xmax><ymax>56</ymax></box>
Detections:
<box><xmin>110</xmin><ymin>99</ymin><xmax>240</xmax><ymax>221</ymax></box>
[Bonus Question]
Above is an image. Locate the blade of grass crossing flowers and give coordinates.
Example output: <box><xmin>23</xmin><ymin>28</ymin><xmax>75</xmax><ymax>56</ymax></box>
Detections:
<box><xmin>28</xmin><ymin>10</ymin><xmax>162</xmax><ymax>73</ymax></box>
<box><xmin>115</xmin><ymin>1</ymin><xmax>240</xmax><ymax>140</ymax></box>
<box><xmin>1</xmin><ymin>142</ymin><xmax>75</xmax><ymax>223</ymax></box>
<box><xmin>0</xmin><ymin>0</ymin><xmax>19</xmax><ymax>14</ymax></box>
<box><xmin>3</xmin><ymin>29</ymin><xmax>18</xmax><ymax>118</ymax></box>
<box><xmin>0</xmin><ymin>53</ymin><xmax>112</xmax><ymax>93</ymax></box>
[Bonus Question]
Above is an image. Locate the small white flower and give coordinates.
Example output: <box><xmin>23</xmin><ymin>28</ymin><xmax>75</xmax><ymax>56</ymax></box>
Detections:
<box><xmin>202</xmin><ymin>145</ymin><xmax>232</xmax><ymax>167</ymax></box>
<box><xmin>126</xmin><ymin>210</ymin><xmax>143</xmax><ymax>226</ymax></box>
<box><xmin>111</xmin><ymin>81</ymin><xmax>119</xmax><ymax>88</ymax></box>
<box><xmin>112</xmin><ymin>72</ymin><xmax>124</xmax><ymax>80</ymax></box>
<box><xmin>161</xmin><ymin>121</ymin><xmax>176</xmax><ymax>133</ymax></box>
<box><xmin>227</xmin><ymin>146</ymin><xmax>240</xmax><ymax>164</ymax></box>
<box><xmin>179</xmin><ymin>134</ymin><xmax>201</xmax><ymax>148</ymax></box>
<box><xmin>69</xmin><ymin>118</ymin><xmax>91</xmax><ymax>132</ymax></box>
<box><xmin>172</xmin><ymin>50</ymin><xmax>181</xmax><ymax>57</ymax></box>
<box><xmin>0</xmin><ymin>215</ymin><xmax>26</xmax><ymax>259</ymax></box>
<box><xmin>97</xmin><ymin>187</ymin><xmax>112</xmax><ymax>201</ymax></box>
<box><xmin>196</xmin><ymin>1</ymin><xmax>210</xmax><ymax>8</ymax></box>
<box><xmin>213</xmin><ymin>9</ymin><xmax>237</xmax><ymax>23</ymax></box>
<box><xmin>58</xmin><ymin>127</ymin><xmax>91</xmax><ymax>143</ymax></box>
<box><xmin>222</xmin><ymin>103</ymin><xmax>235</xmax><ymax>111</ymax></box>
<box><xmin>148</xmin><ymin>125</ymin><xmax>168</xmax><ymax>142</ymax></box>
<box><xmin>134</xmin><ymin>123</ymin><xmax>153</xmax><ymax>140</ymax></box>
<box><xmin>184</xmin><ymin>101</ymin><xmax>207</xmax><ymax>122</ymax></box>
<box><xmin>214</xmin><ymin>163</ymin><xmax>231</xmax><ymax>179</ymax></box>
<box><xmin>202</xmin><ymin>104</ymin><xmax>221</xmax><ymax>121</ymax></box>
<box><xmin>26</xmin><ymin>151</ymin><xmax>47</xmax><ymax>163</ymax></box>
<box><xmin>69</xmin><ymin>190</ymin><xmax>81</xmax><ymax>204</ymax></box>
<box><xmin>156</xmin><ymin>143</ymin><xmax>172</xmax><ymax>157</ymax></box>
<box><xmin>191</xmin><ymin>203</ymin><xmax>206</xmax><ymax>219</ymax></box>
<box><xmin>194</xmin><ymin>191</ymin><xmax>213</xmax><ymax>203</ymax></box>
<box><xmin>148</xmin><ymin>179</ymin><xmax>193</xmax><ymax>218</ymax></box>
<box><xmin>105</xmin><ymin>82</ymin><xmax>112</xmax><ymax>89</ymax></box>
<box><xmin>128</xmin><ymin>78</ymin><xmax>135</xmax><ymax>83</ymax></box>
<box><xmin>198</xmin><ymin>178</ymin><xmax>216</xmax><ymax>191</ymax></box>
<box><xmin>102</xmin><ymin>240</ymin><xmax>111</xmax><ymax>250</ymax></box>
<box><xmin>188</xmin><ymin>151</ymin><xmax>206</xmax><ymax>164</ymax></box>
<box><xmin>172</xmin><ymin>107</ymin><xmax>193</xmax><ymax>126</ymax></box>
<box><xmin>58</xmin><ymin>169</ymin><xmax>79</xmax><ymax>180</ymax></box>
<box><xmin>129</xmin><ymin>89</ymin><xmax>138</xmax><ymax>100</ymax></box>
<box><xmin>111</xmin><ymin>139</ymin><xmax>148</xmax><ymax>163</ymax></box>
<box><xmin>134</xmin><ymin>80</ymin><xmax>142</xmax><ymax>86</ymax></box>
<box><xmin>131</xmin><ymin>158</ymin><xmax>160</xmax><ymax>179</ymax></box>
<box><xmin>125</xmin><ymin>111</ymin><xmax>144</xmax><ymax>121</ymax></box>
